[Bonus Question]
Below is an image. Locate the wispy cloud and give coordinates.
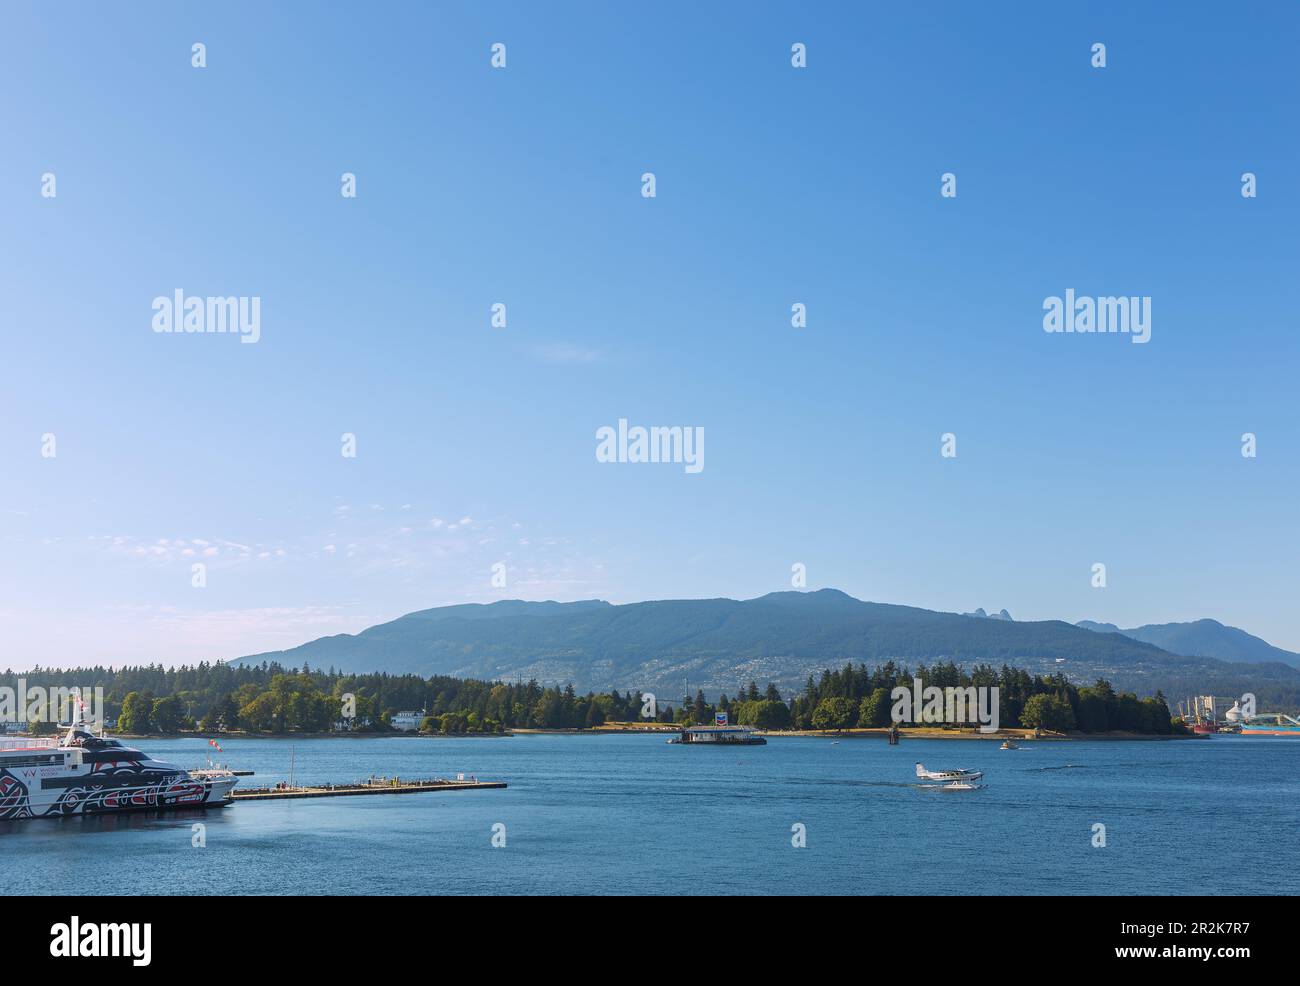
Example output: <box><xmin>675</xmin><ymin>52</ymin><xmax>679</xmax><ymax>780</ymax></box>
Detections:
<box><xmin>529</xmin><ymin>342</ymin><xmax>602</xmax><ymax>365</ymax></box>
<box><xmin>2</xmin><ymin>502</ymin><xmax>612</xmax><ymax>666</ymax></box>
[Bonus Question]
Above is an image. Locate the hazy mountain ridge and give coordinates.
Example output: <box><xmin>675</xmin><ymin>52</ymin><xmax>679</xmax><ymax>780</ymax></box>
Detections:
<box><xmin>231</xmin><ymin>590</ymin><xmax>1300</xmax><ymax>703</ymax></box>
<box><xmin>1075</xmin><ymin>618</ymin><xmax>1300</xmax><ymax>670</ymax></box>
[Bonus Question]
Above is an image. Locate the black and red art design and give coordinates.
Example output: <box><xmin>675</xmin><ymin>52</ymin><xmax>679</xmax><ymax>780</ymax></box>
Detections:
<box><xmin>1</xmin><ymin>764</ymin><xmax>212</xmax><ymax>819</ymax></box>
<box><xmin>0</xmin><ymin>770</ymin><xmax>32</xmax><ymax>819</ymax></box>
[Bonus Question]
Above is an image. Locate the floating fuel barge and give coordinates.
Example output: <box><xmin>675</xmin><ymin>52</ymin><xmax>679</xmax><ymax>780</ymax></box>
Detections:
<box><xmin>668</xmin><ymin>714</ymin><xmax>766</xmax><ymax>746</ymax></box>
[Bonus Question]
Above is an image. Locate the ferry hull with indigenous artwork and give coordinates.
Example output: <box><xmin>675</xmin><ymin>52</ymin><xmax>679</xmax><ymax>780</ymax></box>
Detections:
<box><xmin>0</xmin><ymin>711</ymin><xmax>237</xmax><ymax>820</ymax></box>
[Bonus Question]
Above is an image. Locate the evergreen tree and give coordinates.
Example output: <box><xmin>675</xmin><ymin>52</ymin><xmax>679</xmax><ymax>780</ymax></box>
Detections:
<box><xmin>119</xmin><ymin>691</ymin><xmax>152</xmax><ymax>734</ymax></box>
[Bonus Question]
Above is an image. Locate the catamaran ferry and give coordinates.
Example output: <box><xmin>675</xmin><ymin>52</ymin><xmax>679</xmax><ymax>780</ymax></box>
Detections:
<box><xmin>0</xmin><ymin>711</ymin><xmax>237</xmax><ymax>820</ymax></box>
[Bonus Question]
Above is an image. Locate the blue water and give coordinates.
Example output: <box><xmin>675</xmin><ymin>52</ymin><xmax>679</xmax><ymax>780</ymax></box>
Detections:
<box><xmin>3</xmin><ymin>734</ymin><xmax>1295</xmax><ymax>895</ymax></box>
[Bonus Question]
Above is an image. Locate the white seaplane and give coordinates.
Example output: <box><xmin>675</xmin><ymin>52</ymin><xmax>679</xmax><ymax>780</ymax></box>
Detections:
<box><xmin>915</xmin><ymin>762</ymin><xmax>984</xmax><ymax>790</ymax></box>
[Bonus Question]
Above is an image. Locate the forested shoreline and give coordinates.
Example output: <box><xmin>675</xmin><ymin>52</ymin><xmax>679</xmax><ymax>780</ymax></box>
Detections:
<box><xmin>2</xmin><ymin>659</ymin><xmax>1182</xmax><ymax>736</ymax></box>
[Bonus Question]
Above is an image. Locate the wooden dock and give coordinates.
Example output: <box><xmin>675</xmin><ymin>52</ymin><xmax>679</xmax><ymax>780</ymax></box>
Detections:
<box><xmin>229</xmin><ymin>779</ymin><xmax>506</xmax><ymax>802</ymax></box>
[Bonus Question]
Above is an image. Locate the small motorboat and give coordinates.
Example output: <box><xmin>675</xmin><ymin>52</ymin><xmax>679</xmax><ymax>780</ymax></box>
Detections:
<box><xmin>1000</xmin><ymin>740</ymin><xmax>1018</xmax><ymax>750</ymax></box>
<box><xmin>915</xmin><ymin>762</ymin><xmax>983</xmax><ymax>783</ymax></box>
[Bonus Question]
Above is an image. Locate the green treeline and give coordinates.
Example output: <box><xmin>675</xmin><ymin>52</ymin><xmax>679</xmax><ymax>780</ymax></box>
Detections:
<box><xmin>777</xmin><ymin>661</ymin><xmax>1178</xmax><ymax>734</ymax></box>
<box><xmin>2</xmin><ymin>659</ymin><xmax>1180</xmax><ymax>735</ymax></box>
<box><xmin>2</xmin><ymin>662</ymin><xmax>668</xmax><ymax>735</ymax></box>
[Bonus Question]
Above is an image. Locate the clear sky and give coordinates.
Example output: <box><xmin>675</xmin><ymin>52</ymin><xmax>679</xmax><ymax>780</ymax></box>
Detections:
<box><xmin>2</xmin><ymin>1</ymin><xmax>1298</xmax><ymax>670</ymax></box>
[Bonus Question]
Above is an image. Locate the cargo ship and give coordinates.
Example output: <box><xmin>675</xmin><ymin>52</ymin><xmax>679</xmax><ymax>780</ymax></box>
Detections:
<box><xmin>1178</xmin><ymin>695</ymin><xmax>1225</xmax><ymax>734</ymax></box>
<box><xmin>1239</xmin><ymin>713</ymin><xmax>1300</xmax><ymax>737</ymax></box>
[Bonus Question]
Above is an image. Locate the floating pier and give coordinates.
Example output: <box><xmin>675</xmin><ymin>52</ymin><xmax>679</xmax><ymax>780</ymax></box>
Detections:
<box><xmin>229</xmin><ymin>778</ymin><xmax>506</xmax><ymax>802</ymax></box>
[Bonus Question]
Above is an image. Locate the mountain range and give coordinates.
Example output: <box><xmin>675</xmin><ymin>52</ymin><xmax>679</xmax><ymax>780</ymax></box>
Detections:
<box><xmin>1075</xmin><ymin>619</ymin><xmax>1300</xmax><ymax>670</ymax></box>
<box><xmin>231</xmin><ymin>589</ymin><xmax>1300</xmax><ymax>705</ymax></box>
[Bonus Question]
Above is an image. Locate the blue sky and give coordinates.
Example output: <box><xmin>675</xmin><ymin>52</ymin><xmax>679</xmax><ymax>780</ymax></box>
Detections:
<box><xmin>2</xmin><ymin>1</ymin><xmax>1298</xmax><ymax>669</ymax></box>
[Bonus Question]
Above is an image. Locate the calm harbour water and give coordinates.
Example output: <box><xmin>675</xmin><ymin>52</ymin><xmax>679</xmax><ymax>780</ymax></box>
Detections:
<box><xmin>4</xmin><ymin>733</ymin><xmax>1295</xmax><ymax>895</ymax></box>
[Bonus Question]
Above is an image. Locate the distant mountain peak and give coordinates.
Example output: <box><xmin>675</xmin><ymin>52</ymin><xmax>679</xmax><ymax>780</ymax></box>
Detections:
<box><xmin>397</xmin><ymin>598</ymin><xmax>612</xmax><ymax>624</ymax></box>
<box><xmin>966</xmin><ymin>607</ymin><xmax>1013</xmax><ymax>621</ymax></box>
<box><xmin>1076</xmin><ymin>620</ymin><xmax>1122</xmax><ymax>633</ymax></box>
<box><xmin>757</xmin><ymin>587</ymin><xmax>859</xmax><ymax>605</ymax></box>
<box><xmin>1075</xmin><ymin>618</ymin><xmax>1300</xmax><ymax>670</ymax></box>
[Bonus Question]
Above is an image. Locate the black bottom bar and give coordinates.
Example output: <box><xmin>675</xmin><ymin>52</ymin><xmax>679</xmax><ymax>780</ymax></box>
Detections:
<box><xmin>1</xmin><ymin>894</ymin><xmax>1278</xmax><ymax>973</ymax></box>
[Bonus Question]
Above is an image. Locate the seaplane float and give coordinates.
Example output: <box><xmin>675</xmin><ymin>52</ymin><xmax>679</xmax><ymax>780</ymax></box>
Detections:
<box><xmin>915</xmin><ymin>762</ymin><xmax>985</xmax><ymax>790</ymax></box>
